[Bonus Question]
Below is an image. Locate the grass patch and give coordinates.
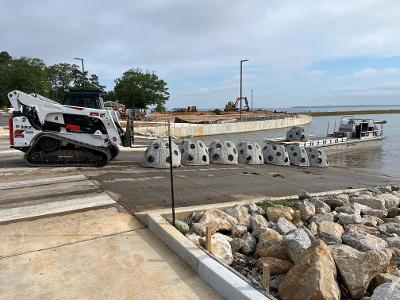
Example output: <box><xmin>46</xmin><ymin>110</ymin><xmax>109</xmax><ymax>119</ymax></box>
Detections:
<box><xmin>258</xmin><ymin>199</ymin><xmax>296</xmax><ymax>211</ymax></box>
<box><xmin>378</xmin><ymin>187</ymin><xmax>392</xmax><ymax>193</ymax></box>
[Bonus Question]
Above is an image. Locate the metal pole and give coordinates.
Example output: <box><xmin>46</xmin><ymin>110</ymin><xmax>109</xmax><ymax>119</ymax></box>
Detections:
<box><xmin>251</xmin><ymin>89</ymin><xmax>254</xmax><ymax>111</ymax></box>
<box><xmin>167</xmin><ymin>120</ymin><xmax>176</xmax><ymax>226</ymax></box>
<box><xmin>240</xmin><ymin>61</ymin><xmax>243</xmax><ymax>120</ymax></box>
<box><xmin>239</xmin><ymin>59</ymin><xmax>248</xmax><ymax>121</ymax></box>
<box><xmin>81</xmin><ymin>59</ymin><xmax>85</xmax><ymax>90</ymax></box>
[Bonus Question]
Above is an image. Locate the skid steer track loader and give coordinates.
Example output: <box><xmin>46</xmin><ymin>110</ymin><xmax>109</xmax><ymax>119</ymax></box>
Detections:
<box><xmin>8</xmin><ymin>90</ymin><xmax>133</xmax><ymax>167</ymax></box>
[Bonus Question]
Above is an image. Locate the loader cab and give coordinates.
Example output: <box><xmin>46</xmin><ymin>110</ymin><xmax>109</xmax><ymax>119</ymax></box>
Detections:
<box><xmin>62</xmin><ymin>89</ymin><xmax>105</xmax><ymax>110</ymax></box>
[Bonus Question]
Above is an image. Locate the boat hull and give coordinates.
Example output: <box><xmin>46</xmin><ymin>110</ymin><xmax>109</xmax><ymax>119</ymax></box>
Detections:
<box><xmin>311</xmin><ymin>137</ymin><xmax>384</xmax><ymax>155</ymax></box>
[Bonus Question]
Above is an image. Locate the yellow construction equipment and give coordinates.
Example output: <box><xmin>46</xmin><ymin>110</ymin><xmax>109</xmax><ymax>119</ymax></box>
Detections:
<box><xmin>224</xmin><ymin>97</ymin><xmax>250</xmax><ymax>112</ymax></box>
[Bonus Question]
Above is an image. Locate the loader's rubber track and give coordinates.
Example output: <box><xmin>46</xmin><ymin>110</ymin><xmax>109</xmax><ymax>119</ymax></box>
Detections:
<box><xmin>24</xmin><ymin>132</ymin><xmax>112</xmax><ymax>167</ymax></box>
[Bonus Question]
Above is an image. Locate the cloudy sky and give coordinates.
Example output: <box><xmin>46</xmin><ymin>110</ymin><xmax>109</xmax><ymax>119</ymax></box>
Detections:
<box><xmin>1</xmin><ymin>0</ymin><xmax>400</xmax><ymax>109</ymax></box>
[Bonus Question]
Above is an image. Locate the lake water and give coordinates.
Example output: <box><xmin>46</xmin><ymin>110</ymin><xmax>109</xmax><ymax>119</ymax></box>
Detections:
<box><xmin>200</xmin><ymin>113</ymin><xmax>400</xmax><ymax>178</ymax></box>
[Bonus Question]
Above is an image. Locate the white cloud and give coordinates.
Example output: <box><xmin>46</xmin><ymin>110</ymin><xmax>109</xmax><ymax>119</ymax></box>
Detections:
<box><xmin>354</xmin><ymin>67</ymin><xmax>400</xmax><ymax>78</ymax></box>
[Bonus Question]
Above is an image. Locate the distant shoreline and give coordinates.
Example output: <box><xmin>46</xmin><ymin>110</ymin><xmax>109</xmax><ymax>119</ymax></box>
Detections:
<box><xmin>309</xmin><ymin>109</ymin><xmax>400</xmax><ymax>116</ymax></box>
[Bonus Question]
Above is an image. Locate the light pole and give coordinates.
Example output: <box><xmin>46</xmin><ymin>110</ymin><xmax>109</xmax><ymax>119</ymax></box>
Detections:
<box><xmin>251</xmin><ymin>89</ymin><xmax>254</xmax><ymax>111</ymax></box>
<box><xmin>239</xmin><ymin>59</ymin><xmax>248</xmax><ymax>121</ymax></box>
<box><xmin>73</xmin><ymin>57</ymin><xmax>85</xmax><ymax>89</ymax></box>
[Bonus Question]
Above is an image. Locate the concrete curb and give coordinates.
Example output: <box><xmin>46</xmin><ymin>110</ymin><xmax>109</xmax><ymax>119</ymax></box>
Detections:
<box><xmin>145</xmin><ymin>212</ymin><xmax>270</xmax><ymax>300</ymax></box>
<box><xmin>136</xmin><ymin>187</ymin><xmax>365</xmax><ymax>223</ymax></box>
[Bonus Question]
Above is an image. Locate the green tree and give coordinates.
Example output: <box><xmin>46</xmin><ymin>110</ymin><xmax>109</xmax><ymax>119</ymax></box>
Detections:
<box><xmin>0</xmin><ymin>55</ymin><xmax>50</xmax><ymax>107</ymax></box>
<box><xmin>114</xmin><ymin>68</ymin><xmax>169</xmax><ymax>109</ymax></box>
<box><xmin>47</xmin><ymin>63</ymin><xmax>80</xmax><ymax>101</ymax></box>
<box><xmin>0</xmin><ymin>51</ymin><xmax>11</xmax><ymax>64</ymax></box>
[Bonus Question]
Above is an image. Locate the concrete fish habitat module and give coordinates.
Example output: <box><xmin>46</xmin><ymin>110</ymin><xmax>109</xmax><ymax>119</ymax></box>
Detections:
<box><xmin>286</xmin><ymin>144</ymin><xmax>310</xmax><ymax>166</ymax></box>
<box><xmin>236</xmin><ymin>142</ymin><xmax>263</xmax><ymax>165</ymax></box>
<box><xmin>262</xmin><ymin>141</ymin><xmax>290</xmax><ymax>166</ymax></box>
<box><xmin>208</xmin><ymin>141</ymin><xmax>238</xmax><ymax>164</ymax></box>
<box><xmin>286</xmin><ymin>126</ymin><xmax>310</xmax><ymax>142</ymax></box>
<box><xmin>179</xmin><ymin>139</ymin><xmax>209</xmax><ymax>166</ymax></box>
<box><xmin>141</xmin><ymin>139</ymin><xmax>181</xmax><ymax>168</ymax></box>
<box><xmin>307</xmin><ymin>147</ymin><xmax>329</xmax><ymax>167</ymax></box>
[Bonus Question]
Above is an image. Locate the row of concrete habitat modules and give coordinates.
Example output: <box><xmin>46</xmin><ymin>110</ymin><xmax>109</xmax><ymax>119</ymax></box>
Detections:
<box><xmin>141</xmin><ymin>137</ymin><xmax>328</xmax><ymax>169</ymax></box>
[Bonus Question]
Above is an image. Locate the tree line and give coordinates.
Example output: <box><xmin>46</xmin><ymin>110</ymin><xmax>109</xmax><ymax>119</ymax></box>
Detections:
<box><xmin>0</xmin><ymin>51</ymin><xmax>169</xmax><ymax>111</ymax></box>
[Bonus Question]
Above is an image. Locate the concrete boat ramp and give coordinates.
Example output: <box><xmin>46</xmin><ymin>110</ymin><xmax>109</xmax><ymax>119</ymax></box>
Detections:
<box><xmin>0</xmin><ymin>163</ymin><xmax>220</xmax><ymax>298</ymax></box>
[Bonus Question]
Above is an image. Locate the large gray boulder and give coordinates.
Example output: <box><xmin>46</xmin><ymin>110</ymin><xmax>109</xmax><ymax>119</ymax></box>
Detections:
<box><xmin>331</xmin><ymin>245</ymin><xmax>393</xmax><ymax>299</ymax></box>
<box><xmin>283</xmin><ymin>228</ymin><xmax>312</xmax><ymax>262</ymax></box>
<box><xmin>225</xmin><ymin>204</ymin><xmax>251</xmax><ymax>228</ymax></box>
<box><xmin>241</xmin><ymin>232</ymin><xmax>257</xmax><ymax>255</ymax></box>
<box><xmin>262</xmin><ymin>142</ymin><xmax>290</xmax><ymax>166</ymax></box>
<box><xmin>286</xmin><ymin>126</ymin><xmax>310</xmax><ymax>142</ymax></box>
<box><xmin>236</xmin><ymin>142</ymin><xmax>263</xmax><ymax>164</ymax></box>
<box><xmin>179</xmin><ymin>139</ymin><xmax>209</xmax><ymax>165</ymax></box>
<box><xmin>286</xmin><ymin>144</ymin><xmax>310</xmax><ymax>166</ymax></box>
<box><xmin>371</xmin><ymin>282</ymin><xmax>400</xmax><ymax>300</ymax></box>
<box><xmin>275</xmin><ymin>217</ymin><xmax>297</xmax><ymax>235</ymax></box>
<box><xmin>342</xmin><ymin>227</ymin><xmax>388</xmax><ymax>252</ymax></box>
<box><xmin>208</xmin><ymin>140</ymin><xmax>238</xmax><ymax>164</ymax></box>
<box><xmin>141</xmin><ymin>139</ymin><xmax>181</xmax><ymax>168</ymax></box>
<box><xmin>307</xmin><ymin>147</ymin><xmax>329</xmax><ymax>168</ymax></box>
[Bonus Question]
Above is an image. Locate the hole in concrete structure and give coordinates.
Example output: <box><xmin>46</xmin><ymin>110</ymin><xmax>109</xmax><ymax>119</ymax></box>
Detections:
<box><xmin>272</xmin><ymin>145</ymin><xmax>277</xmax><ymax>150</ymax></box>
<box><xmin>268</xmin><ymin>155</ymin><xmax>273</xmax><ymax>162</ymax></box>
<box><xmin>213</xmin><ymin>154</ymin><xmax>220</xmax><ymax>160</ymax></box>
<box><xmin>309</xmin><ymin>148</ymin><xmax>313</xmax><ymax>152</ymax></box>
<box><xmin>233</xmin><ymin>148</ymin><xmax>237</xmax><ymax>154</ymax></box>
<box><xmin>301</xmin><ymin>135</ymin><xmax>305</xmax><ymax>139</ymax></box>
<box><xmin>188</xmin><ymin>154</ymin><xmax>194</xmax><ymax>161</ymax></box>
<box><xmin>199</xmin><ymin>142</ymin><xmax>203</xmax><ymax>147</ymax></box>
<box><xmin>148</xmin><ymin>156</ymin><xmax>154</xmax><ymax>163</ymax></box>
<box><xmin>240</xmin><ymin>149</ymin><xmax>244</xmax><ymax>154</ymax></box>
<box><xmin>174</xmin><ymin>150</ymin><xmax>179</xmax><ymax>156</ymax></box>
<box><xmin>165</xmin><ymin>143</ymin><xmax>169</xmax><ymax>148</ymax></box>
<box><xmin>247</xmin><ymin>156</ymin><xmax>252</xmax><ymax>161</ymax></box>
<box><xmin>154</xmin><ymin>144</ymin><xmax>160</xmax><ymax>149</ymax></box>
<box><xmin>259</xmin><ymin>155</ymin><xmax>262</xmax><ymax>160</ymax></box>
<box><xmin>289</xmin><ymin>134</ymin><xmax>293</xmax><ymax>138</ymax></box>
<box><xmin>190</xmin><ymin>143</ymin><xmax>195</xmax><ymax>149</ymax></box>
<box><xmin>293</xmin><ymin>152</ymin><xmax>298</xmax><ymax>157</ymax></box>
<box><xmin>285</xmin><ymin>157</ymin><xmax>289</xmax><ymax>163</ymax></box>
<box><xmin>311</xmin><ymin>155</ymin><xmax>315</xmax><ymax>159</ymax></box>
<box><xmin>263</xmin><ymin>146</ymin><xmax>268</xmax><ymax>150</ymax></box>
<box><xmin>317</xmin><ymin>158</ymin><xmax>322</xmax><ymax>164</ymax></box>
<box><xmin>248</xmin><ymin>145</ymin><xmax>253</xmax><ymax>150</ymax></box>
<box><xmin>216</xmin><ymin>143</ymin><xmax>222</xmax><ymax>149</ymax></box>
<box><xmin>276</xmin><ymin>152</ymin><xmax>281</xmax><ymax>157</ymax></box>
<box><xmin>296</xmin><ymin>131</ymin><xmax>300</xmax><ymax>135</ymax></box>
<box><xmin>318</xmin><ymin>151</ymin><xmax>322</xmax><ymax>155</ymax></box>
<box><xmin>202</xmin><ymin>155</ymin><xmax>207</xmax><ymax>162</ymax></box>
<box><xmin>227</xmin><ymin>142</ymin><xmax>231</xmax><ymax>147</ymax></box>
<box><xmin>228</xmin><ymin>154</ymin><xmax>234</xmax><ymax>161</ymax></box>
<box><xmin>166</xmin><ymin>156</ymin><xmax>171</xmax><ymax>163</ymax></box>
<box><xmin>301</xmin><ymin>158</ymin><xmax>306</xmax><ymax>163</ymax></box>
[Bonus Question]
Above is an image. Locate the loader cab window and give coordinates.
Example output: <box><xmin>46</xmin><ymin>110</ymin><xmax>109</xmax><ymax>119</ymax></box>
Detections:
<box><xmin>62</xmin><ymin>91</ymin><xmax>104</xmax><ymax>110</ymax></box>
